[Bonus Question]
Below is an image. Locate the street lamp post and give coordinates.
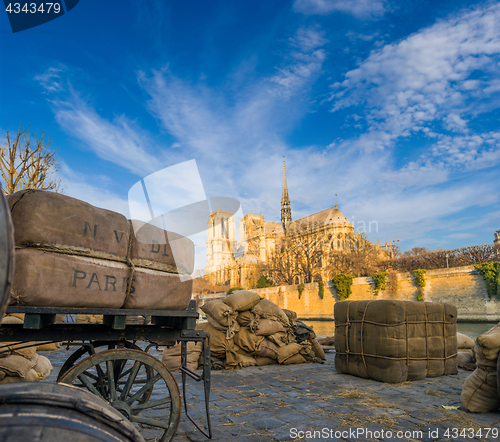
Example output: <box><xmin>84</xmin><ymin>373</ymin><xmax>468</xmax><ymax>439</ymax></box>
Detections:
<box><xmin>446</xmin><ymin>253</ymin><xmax>449</xmax><ymax>269</ymax></box>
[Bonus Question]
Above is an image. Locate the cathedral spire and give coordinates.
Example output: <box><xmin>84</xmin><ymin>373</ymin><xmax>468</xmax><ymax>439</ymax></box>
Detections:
<box><xmin>281</xmin><ymin>156</ymin><xmax>292</xmax><ymax>230</ymax></box>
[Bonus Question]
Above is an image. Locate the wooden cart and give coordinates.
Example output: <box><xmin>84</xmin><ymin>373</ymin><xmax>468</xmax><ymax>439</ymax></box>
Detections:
<box><xmin>0</xmin><ymin>190</ymin><xmax>211</xmax><ymax>442</ymax></box>
<box><xmin>0</xmin><ymin>303</ymin><xmax>212</xmax><ymax>442</ymax></box>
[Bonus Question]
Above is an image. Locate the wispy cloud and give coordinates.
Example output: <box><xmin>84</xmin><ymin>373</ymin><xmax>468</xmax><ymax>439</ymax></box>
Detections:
<box><xmin>293</xmin><ymin>0</ymin><xmax>387</xmax><ymax>19</ymax></box>
<box><xmin>329</xmin><ymin>2</ymin><xmax>500</xmax><ymax>153</ymax></box>
<box><xmin>35</xmin><ymin>67</ymin><xmax>162</xmax><ymax>176</ymax></box>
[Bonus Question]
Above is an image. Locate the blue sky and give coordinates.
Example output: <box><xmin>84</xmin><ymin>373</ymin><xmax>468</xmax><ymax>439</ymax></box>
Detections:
<box><xmin>1</xmin><ymin>0</ymin><xmax>499</xmax><ymax>270</ymax></box>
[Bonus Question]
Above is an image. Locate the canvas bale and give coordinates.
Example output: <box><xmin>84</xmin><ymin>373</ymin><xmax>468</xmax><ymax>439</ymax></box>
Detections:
<box><xmin>251</xmin><ymin>299</ymin><xmax>289</xmax><ymax>327</ymax></box>
<box><xmin>130</xmin><ymin>220</ymin><xmax>194</xmax><ymax>274</ymax></box>
<box><xmin>223</xmin><ymin>290</ymin><xmax>261</xmax><ymax>312</ymax></box>
<box><xmin>238</xmin><ymin>353</ymin><xmax>257</xmax><ymax>367</ymax></box>
<box><xmin>461</xmin><ymin>367</ymin><xmax>500</xmax><ymax>413</ymax></box>
<box><xmin>282</xmin><ymin>309</ymin><xmax>297</xmax><ymax>326</ymax></box>
<box><xmin>267</xmin><ymin>331</ymin><xmax>291</xmax><ymax>347</ymax></box>
<box><xmin>7</xmin><ymin>342</ymin><xmax>37</xmax><ymax>360</ymax></box>
<box><xmin>36</xmin><ymin>342</ymin><xmax>62</xmax><ymax>352</ymax></box>
<box><xmin>7</xmin><ymin>189</ymin><xmax>130</xmax><ymax>262</ymax></box>
<box><xmin>206</xmin><ymin>314</ymin><xmax>240</xmax><ymax>339</ymax></box>
<box><xmin>334</xmin><ymin>300</ymin><xmax>457</xmax><ymax>383</ymax></box>
<box><xmin>121</xmin><ymin>267</ymin><xmax>193</xmax><ymax>310</ymax></box>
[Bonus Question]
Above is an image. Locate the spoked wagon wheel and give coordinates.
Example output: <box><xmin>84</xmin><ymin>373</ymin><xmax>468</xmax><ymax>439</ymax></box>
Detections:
<box><xmin>58</xmin><ymin>349</ymin><xmax>181</xmax><ymax>442</ymax></box>
<box><xmin>58</xmin><ymin>341</ymin><xmax>147</xmax><ymax>381</ymax></box>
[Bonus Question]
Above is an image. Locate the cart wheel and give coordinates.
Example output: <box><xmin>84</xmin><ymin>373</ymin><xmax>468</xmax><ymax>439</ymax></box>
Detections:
<box><xmin>58</xmin><ymin>348</ymin><xmax>181</xmax><ymax>442</ymax></box>
<box><xmin>57</xmin><ymin>340</ymin><xmax>145</xmax><ymax>381</ymax></box>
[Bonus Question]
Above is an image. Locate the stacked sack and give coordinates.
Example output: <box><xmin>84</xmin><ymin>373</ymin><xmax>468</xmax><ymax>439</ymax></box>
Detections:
<box><xmin>457</xmin><ymin>332</ymin><xmax>476</xmax><ymax>369</ymax></box>
<box><xmin>7</xmin><ymin>189</ymin><xmax>194</xmax><ymax>310</ymax></box>
<box><xmin>0</xmin><ymin>339</ymin><xmax>53</xmax><ymax>384</ymax></box>
<box><xmin>192</xmin><ymin>290</ymin><xmax>325</xmax><ymax>370</ymax></box>
<box><xmin>461</xmin><ymin>323</ymin><xmax>500</xmax><ymax>412</ymax></box>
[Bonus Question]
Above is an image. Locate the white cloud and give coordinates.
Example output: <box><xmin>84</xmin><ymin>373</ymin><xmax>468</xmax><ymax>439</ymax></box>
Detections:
<box><xmin>35</xmin><ymin>68</ymin><xmax>163</xmax><ymax>176</ymax></box>
<box><xmin>330</xmin><ymin>2</ymin><xmax>500</xmax><ymax>146</ymax></box>
<box><xmin>293</xmin><ymin>0</ymin><xmax>387</xmax><ymax>19</ymax></box>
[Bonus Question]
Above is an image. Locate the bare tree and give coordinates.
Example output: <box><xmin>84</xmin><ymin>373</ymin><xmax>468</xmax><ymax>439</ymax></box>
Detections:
<box><xmin>1</xmin><ymin>124</ymin><xmax>61</xmax><ymax>194</ymax></box>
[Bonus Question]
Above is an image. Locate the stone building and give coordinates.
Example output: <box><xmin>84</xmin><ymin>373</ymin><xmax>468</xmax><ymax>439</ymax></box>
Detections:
<box><xmin>205</xmin><ymin>159</ymin><xmax>391</xmax><ymax>288</ymax></box>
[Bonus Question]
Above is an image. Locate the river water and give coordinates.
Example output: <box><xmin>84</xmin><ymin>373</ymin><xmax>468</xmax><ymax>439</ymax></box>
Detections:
<box><xmin>302</xmin><ymin>320</ymin><xmax>496</xmax><ymax>339</ymax></box>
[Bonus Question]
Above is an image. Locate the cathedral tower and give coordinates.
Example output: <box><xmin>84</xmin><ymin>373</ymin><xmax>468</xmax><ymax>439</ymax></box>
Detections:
<box><xmin>281</xmin><ymin>157</ymin><xmax>292</xmax><ymax>230</ymax></box>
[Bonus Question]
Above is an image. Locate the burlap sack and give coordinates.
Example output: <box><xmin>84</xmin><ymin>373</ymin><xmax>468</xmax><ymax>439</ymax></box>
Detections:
<box><xmin>457</xmin><ymin>333</ymin><xmax>475</xmax><ymax>350</ymax></box>
<box><xmin>0</xmin><ymin>342</ymin><xmax>37</xmax><ymax>360</ymax></box>
<box><xmin>476</xmin><ymin>323</ymin><xmax>500</xmax><ymax>361</ymax></box>
<box><xmin>76</xmin><ymin>315</ymin><xmax>103</xmax><ymax>324</ymax></box>
<box><xmin>335</xmin><ymin>300</ymin><xmax>457</xmax><ymax>383</ymax></box>
<box><xmin>1</xmin><ymin>315</ymin><xmax>23</xmax><ymax>324</ymax></box>
<box><xmin>33</xmin><ymin>354</ymin><xmax>53</xmax><ymax>380</ymax></box>
<box><xmin>201</xmin><ymin>300</ymin><xmax>237</xmax><ymax>327</ymax></box>
<box><xmin>251</xmin><ymin>299</ymin><xmax>290</xmax><ymax>327</ymax></box>
<box><xmin>223</xmin><ymin>290</ymin><xmax>261</xmax><ymax>312</ymax></box>
<box><xmin>267</xmin><ymin>332</ymin><xmax>291</xmax><ymax>347</ymax></box>
<box><xmin>0</xmin><ymin>369</ymin><xmax>40</xmax><ymax>384</ymax></box>
<box><xmin>252</xmin><ymin>339</ymin><xmax>279</xmax><ymax>360</ymax></box>
<box><xmin>255</xmin><ymin>357</ymin><xmax>278</xmax><ymax>366</ymax></box>
<box><xmin>206</xmin><ymin>314</ymin><xmax>240</xmax><ymax>340</ymax></box>
<box><xmin>0</xmin><ymin>355</ymin><xmax>36</xmax><ymax>378</ymax></box>
<box><xmin>282</xmin><ymin>353</ymin><xmax>307</xmax><ymax>365</ymax></box>
<box><xmin>234</xmin><ymin>327</ymin><xmax>265</xmax><ymax>354</ymax></box>
<box><xmin>11</xmin><ymin>249</ymin><xmax>192</xmax><ymax>310</ymax></box>
<box><xmin>309</xmin><ymin>338</ymin><xmax>326</xmax><ymax>361</ymax></box>
<box><xmin>282</xmin><ymin>309</ymin><xmax>297</xmax><ymax>325</ymax></box>
<box><xmin>130</xmin><ymin>220</ymin><xmax>194</xmax><ymax>274</ymax></box>
<box><xmin>7</xmin><ymin>189</ymin><xmax>130</xmax><ymax>261</ymax></box>
<box><xmin>476</xmin><ymin>323</ymin><xmax>500</xmax><ymax>349</ymax></box>
<box><xmin>458</xmin><ymin>352</ymin><xmax>475</xmax><ymax>368</ymax></box>
<box><xmin>255</xmin><ymin>319</ymin><xmax>285</xmax><ymax>336</ymax></box>
<box><xmin>475</xmin><ymin>343</ymin><xmax>498</xmax><ymax>371</ymax></box>
<box><xmin>196</xmin><ymin>322</ymin><xmax>242</xmax><ymax>370</ymax></box>
<box><xmin>461</xmin><ymin>367</ymin><xmax>500</xmax><ymax>412</ymax></box>
<box><xmin>36</xmin><ymin>342</ymin><xmax>62</xmax><ymax>351</ymax></box>
<box><xmin>277</xmin><ymin>343</ymin><xmax>302</xmax><ymax>364</ymax></box>
<box><xmin>161</xmin><ymin>341</ymin><xmax>203</xmax><ymax>372</ymax></box>
<box><xmin>237</xmin><ymin>311</ymin><xmax>258</xmax><ymax>330</ymax></box>
<box><xmin>238</xmin><ymin>353</ymin><xmax>257</xmax><ymax>367</ymax></box>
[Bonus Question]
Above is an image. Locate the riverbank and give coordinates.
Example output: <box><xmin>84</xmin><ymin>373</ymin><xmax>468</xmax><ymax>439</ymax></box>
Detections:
<box><xmin>44</xmin><ymin>346</ymin><xmax>499</xmax><ymax>442</ymax></box>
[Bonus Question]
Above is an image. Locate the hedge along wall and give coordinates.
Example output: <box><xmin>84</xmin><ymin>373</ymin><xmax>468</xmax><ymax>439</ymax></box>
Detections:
<box><xmin>249</xmin><ymin>265</ymin><xmax>500</xmax><ymax>322</ymax></box>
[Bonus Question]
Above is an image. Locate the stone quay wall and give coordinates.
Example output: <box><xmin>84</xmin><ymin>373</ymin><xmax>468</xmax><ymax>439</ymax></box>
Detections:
<box><xmin>197</xmin><ymin>265</ymin><xmax>500</xmax><ymax>322</ymax></box>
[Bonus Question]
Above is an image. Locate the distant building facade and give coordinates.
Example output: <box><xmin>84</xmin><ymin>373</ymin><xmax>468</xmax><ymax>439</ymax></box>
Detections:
<box><xmin>205</xmin><ymin>159</ymin><xmax>390</xmax><ymax>288</ymax></box>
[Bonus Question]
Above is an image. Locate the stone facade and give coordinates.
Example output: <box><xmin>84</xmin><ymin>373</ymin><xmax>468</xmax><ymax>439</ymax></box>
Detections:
<box><xmin>198</xmin><ymin>265</ymin><xmax>500</xmax><ymax>322</ymax></box>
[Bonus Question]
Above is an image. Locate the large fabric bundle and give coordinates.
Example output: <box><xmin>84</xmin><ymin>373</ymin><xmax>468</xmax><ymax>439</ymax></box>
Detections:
<box><xmin>7</xmin><ymin>190</ymin><xmax>194</xmax><ymax>310</ymax></box>
<box><xmin>334</xmin><ymin>300</ymin><xmax>458</xmax><ymax>383</ymax></box>
<box><xmin>461</xmin><ymin>323</ymin><xmax>500</xmax><ymax>412</ymax></box>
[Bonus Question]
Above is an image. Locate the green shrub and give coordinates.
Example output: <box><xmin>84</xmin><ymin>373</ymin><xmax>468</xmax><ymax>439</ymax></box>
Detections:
<box><xmin>256</xmin><ymin>275</ymin><xmax>274</xmax><ymax>288</ymax></box>
<box><xmin>372</xmin><ymin>272</ymin><xmax>387</xmax><ymax>296</ymax></box>
<box><xmin>331</xmin><ymin>274</ymin><xmax>354</xmax><ymax>301</ymax></box>
<box><xmin>226</xmin><ymin>286</ymin><xmax>244</xmax><ymax>295</ymax></box>
<box><xmin>413</xmin><ymin>269</ymin><xmax>426</xmax><ymax>302</ymax></box>
<box><xmin>319</xmin><ymin>281</ymin><xmax>325</xmax><ymax>299</ymax></box>
<box><xmin>298</xmin><ymin>283</ymin><xmax>305</xmax><ymax>299</ymax></box>
<box><xmin>475</xmin><ymin>262</ymin><xmax>500</xmax><ymax>300</ymax></box>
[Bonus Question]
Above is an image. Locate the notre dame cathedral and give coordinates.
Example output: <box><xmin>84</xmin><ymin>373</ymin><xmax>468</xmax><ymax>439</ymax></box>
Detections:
<box><xmin>205</xmin><ymin>159</ymin><xmax>391</xmax><ymax>288</ymax></box>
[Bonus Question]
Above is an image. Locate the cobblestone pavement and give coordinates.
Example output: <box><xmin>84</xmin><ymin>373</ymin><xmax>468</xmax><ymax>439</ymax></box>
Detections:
<box><xmin>43</xmin><ymin>346</ymin><xmax>500</xmax><ymax>442</ymax></box>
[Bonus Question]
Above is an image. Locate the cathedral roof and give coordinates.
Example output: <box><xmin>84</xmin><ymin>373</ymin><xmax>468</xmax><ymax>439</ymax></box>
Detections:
<box><xmin>289</xmin><ymin>205</ymin><xmax>352</xmax><ymax>230</ymax></box>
